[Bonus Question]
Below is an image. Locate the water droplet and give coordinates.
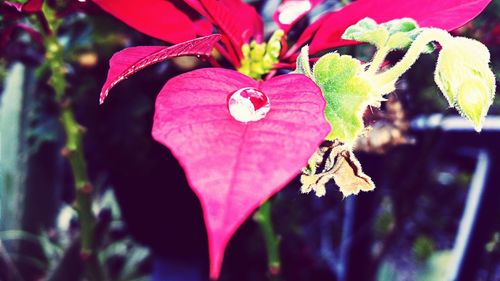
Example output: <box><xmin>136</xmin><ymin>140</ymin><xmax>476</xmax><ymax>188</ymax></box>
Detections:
<box><xmin>227</xmin><ymin>87</ymin><xmax>270</xmax><ymax>122</ymax></box>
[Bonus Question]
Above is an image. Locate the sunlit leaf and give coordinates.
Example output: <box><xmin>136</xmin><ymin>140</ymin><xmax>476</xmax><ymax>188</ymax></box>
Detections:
<box><xmin>313</xmin><ymin>53</ymin><xmax>372</xmax><ymax>142</ymax></box>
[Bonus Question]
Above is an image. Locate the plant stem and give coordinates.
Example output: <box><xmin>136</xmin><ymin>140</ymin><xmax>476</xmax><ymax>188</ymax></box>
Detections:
<box><xmin>254</xmin><ymin>200</ymin><xmax>281</xmax><ymax>277</ymax></box>
<box><xmin>375</xmin><ymin>28</ymin><xmax>453</xmax><ymax>86</ymax></box>
<box><xmin>44</xmin><ymin>25</ymin><xmax>103</xmax><ymax>281</ymax></box>
<box><xmin>366</xmin><ymin>46</ymin><xmax>390</xmax><ymax>75</ymax></box>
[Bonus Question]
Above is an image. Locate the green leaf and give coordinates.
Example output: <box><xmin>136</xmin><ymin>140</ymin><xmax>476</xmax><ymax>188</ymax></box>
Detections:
<box><xmin>313</xmin><ymin>53</ymin><xmax>372</xmax><ymax>142</ymax></box>
<box><xmin>294</xmin><ymin>45</ymin><xmax>313</xmax><ymax>79</ymax></box>
<box><xmin>434</xmin><ymin>37</ymin><xmax>495</xmax><ymax>131</ymax></box>
<box><xmin>342</xmin><ymin>17</ymin><xmax>434</xmax><ymax>51</ymax></box>
<box><xmin>413</xmin><ymin>235</ymin><xmax>435</xmax><ymax>261</ymax></box>
<box><xmin>343</xmin><ymin>18</ymin><xmax>389</xmax><ymax>48</ymax></box>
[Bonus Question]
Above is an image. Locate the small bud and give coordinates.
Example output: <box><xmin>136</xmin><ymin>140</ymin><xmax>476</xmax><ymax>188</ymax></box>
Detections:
<box><xmin>434</xmin><ymin>37</ymin><xmax>495</xmax><ymax>131</ymax></box>
<box><xmin>265</xmin><ymin>30</ymin><xmax>284</xmax><ymax>59</ymax></box>
<box><xmin>456</xmin><ymin>79</ymin><xmax>490</xmax><ymax>132</ymax></box>
<box><xmin>250</xmin><ymin>42</ymin><xmax>266</xmax><ymax>61</ymax></box>
<box><xmin>237</xmin><ymin>31</ymin><xmax>284</xmax><ymax>79</ymax></box>
<box><xmin>241</xmin><ymin>44</ymin><xmax>250</xmax><ymax>57</ymax></box>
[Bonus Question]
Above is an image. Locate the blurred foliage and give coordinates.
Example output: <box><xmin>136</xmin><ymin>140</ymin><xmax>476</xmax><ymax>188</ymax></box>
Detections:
<box><xmin>412</xmin><ymin>235</ymin><xmax>435</xmax><ymax>261</ymax></box>
<box><xmin>416</xmin><ymin>251</ymin><xmax>453</xmax><ymax>281</ymax></box>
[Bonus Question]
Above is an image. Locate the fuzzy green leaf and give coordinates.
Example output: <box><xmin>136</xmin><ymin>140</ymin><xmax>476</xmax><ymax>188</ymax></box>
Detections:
<box><xmin>313</xmin><ymin>53</ymin><xmax>372</xmax><ymax>142</ymax></box>
<box><xmin>342</xmin><ymin>18</ymin><xmax>389</xmax><ymax>48</ymax></box>
<box><xmin>343</xmin><ymin>17</ymin><xmax>434</xmax><ymax>52</ymax></box>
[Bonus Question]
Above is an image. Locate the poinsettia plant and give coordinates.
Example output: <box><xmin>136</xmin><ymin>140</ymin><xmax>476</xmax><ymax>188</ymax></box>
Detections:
<box><xmin>94</xmin><ymin>0</ymin><xmax>495</xmax><ymax>279</ymax></box>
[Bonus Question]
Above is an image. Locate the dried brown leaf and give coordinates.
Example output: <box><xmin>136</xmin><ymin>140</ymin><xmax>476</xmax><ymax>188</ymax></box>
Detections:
<box><xmin>301</xmin><ymin>141</ymin><xmax>375</xmax><ymax>197</ymax></box>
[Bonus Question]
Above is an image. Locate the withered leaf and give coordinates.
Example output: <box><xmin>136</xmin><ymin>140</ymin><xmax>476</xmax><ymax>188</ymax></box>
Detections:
<box><xmin>331</xmin><ymin>149</ymin><xmax>375</xmax><ymax>196</ymax></box>
<box><xmin>301</xmin><ymin>140</ymin><xmax>375</xmax><ymax>197</ymax></box>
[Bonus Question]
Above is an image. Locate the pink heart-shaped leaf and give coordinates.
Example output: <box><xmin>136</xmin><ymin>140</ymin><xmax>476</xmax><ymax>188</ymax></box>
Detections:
<box><xmin>152</xmin><ymin>68</ymin><xmax>330</xmax><ymax>279</ymax></box>
<box><xmin>99</xmin><ymin>34</ymin><xmax>221</xmax><ymax>104</ymax></box>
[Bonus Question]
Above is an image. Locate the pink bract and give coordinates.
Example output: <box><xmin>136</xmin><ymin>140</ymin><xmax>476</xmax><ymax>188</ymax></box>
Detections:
<box><xmin>99</xmin><ymin>34</ymin><xmax>221</xmax><ymax>104</ymax></box>
<box><xmin>93</xmin><ymin>0</ymin><xmax>492</xmax><ymax>63</ymax></box>
<box><xmin>151</xmin><ymin>68</ymin><xmax>330</xmax><ymax>279</ymax></box>
<box><xmin>93</xmin><ymin>0</ymin><xmax>196</xmax><ymax>44</ymax></box>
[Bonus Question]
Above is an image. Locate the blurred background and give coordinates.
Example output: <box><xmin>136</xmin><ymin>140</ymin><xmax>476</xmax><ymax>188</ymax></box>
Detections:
<box><xmin>0</xmin><ymin>0</ymin><xmax>499</xmax><ymax>280</ymax></box>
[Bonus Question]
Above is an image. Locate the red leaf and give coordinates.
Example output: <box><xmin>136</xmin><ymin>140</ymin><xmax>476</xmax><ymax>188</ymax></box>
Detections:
<box><xmin>92</xmin><ymin>0</ymin><xmax>196</xmax><ymax>44</ymax></box>
<box><xmin>198</xmin><ymin>0</ymin><xmax>264</xmax><ymax>58</ymax></box>
<box><xmin>152</xmin><ymin>68</ymin><xmax>330</xmax><ymax>279</ymax></box>
<box><xmin>289</xmin><ymin>0</ymin><xmax>491</xmax><ymax>57</ymax></box>
<box><xmin>4</xmin><ymin>0</ymin><xmax>42</xmax><ymax>13</ymax></box>
<box><xmin>184</xmin><ymin>0</ymin><xmax>209</xmax><ymax>17</ymax></box>
<box><xmin>99</xmin><ymin>34</ymin><xmax>221</xmax><ymax>104</ymax></box>
<box><xmin>273</xmin><ymin>0</ymin><xmax>323</xmax><ymax>33</ymax></box>
<box><xmin>193</xmin><ymin>18</ymin><xmax>213</xmax><ymax>37</ymax></box>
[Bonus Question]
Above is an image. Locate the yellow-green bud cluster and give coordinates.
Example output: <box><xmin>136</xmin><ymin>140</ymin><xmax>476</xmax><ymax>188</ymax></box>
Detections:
<box><xmin>237</xmin><ymin>30</ymin><xmax>284</xmax><ymax>79</ymax></box>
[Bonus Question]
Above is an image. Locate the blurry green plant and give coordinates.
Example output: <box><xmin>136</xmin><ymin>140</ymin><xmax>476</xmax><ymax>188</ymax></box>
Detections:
<box><xmin>412</xmin><ymin>235</ymin><xmax>435</xmax><ymax>261</ymax></box>
<box><xmin>0</xmin><ymin>190</ymin><xmax>151</xmax><ymax>281</ymax></box>
<box><xmin>485</xmin><ymin>232</ymin><xmax>500</xmax><ymax>253</ymax></box>
<box><xmin>373</xmin><ymin>197</ymin><xmax>396</xmax><ymax>238</ymax></box>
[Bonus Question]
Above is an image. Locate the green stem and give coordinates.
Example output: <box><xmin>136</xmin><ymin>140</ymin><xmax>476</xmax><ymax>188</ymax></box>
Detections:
<box><xmin>60</xmin><ymin>106</ymin><xmax>102</xmax><ymax>281</ymax></box>
<box><xmin>254</xmin><ymin>201</ymin><xmax>281</xmax><ymax>277</ymax></box>
<box><xmin>366</xmin><ymin>46</ymin><xmax>390</xmax><ymax>75</ymax></box>
<box><xmin>375</xmin><ymin>28</ymin><xmax>453</xmax><ymax>86</ymax></box>
<box><xmin>44</xmin><ymin>24</ymin><xmax>103</xmax><ymax>281</ymax></box>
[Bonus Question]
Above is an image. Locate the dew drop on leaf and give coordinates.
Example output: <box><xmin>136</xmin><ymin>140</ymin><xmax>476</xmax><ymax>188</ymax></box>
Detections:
<box><xmin>227</xmin><ymin>87</ymin><xmax>270</xmax><ymax>122</ymax></box>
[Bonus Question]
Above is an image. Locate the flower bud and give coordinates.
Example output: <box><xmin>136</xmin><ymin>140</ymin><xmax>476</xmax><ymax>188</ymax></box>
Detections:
<box><xmin>434</xmin><ymin>37</ymin><xmax>495</xmax><ymax>131</ymax></box>
<box><xmin>456</xmin><ymin>78</ymin><xmax>491</xmax><ymax>132</ymax></box>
